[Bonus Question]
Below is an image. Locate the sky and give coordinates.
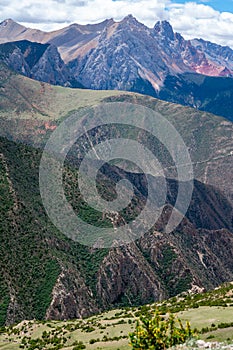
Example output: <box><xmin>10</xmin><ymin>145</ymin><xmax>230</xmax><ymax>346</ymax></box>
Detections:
<box><xmin>172</xmin><ymin>0</ymin><xmax>233</xmax><ymax>13</ymax></box>
<box><xmin>1</xmin><ymin>0</ymin><xmax>233</xmax><ymax>47</ymax></box>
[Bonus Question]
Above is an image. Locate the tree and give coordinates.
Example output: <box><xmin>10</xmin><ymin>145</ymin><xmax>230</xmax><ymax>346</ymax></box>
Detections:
<box><xmin>129</xmin><ymin>310</ymin><xmax>196</xmax><ymax>349</ymax></box>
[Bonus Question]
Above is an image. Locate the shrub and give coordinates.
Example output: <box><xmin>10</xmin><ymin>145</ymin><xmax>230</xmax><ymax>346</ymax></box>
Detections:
<box><xmin>73</xmin><ymin>341</ymin><xmax>86</xmax><ymax>349</ymax></box>
<box><xmin>129</xmin><ymin>310</ymin><xmax>196</xmax><ymax>349</ymax></box>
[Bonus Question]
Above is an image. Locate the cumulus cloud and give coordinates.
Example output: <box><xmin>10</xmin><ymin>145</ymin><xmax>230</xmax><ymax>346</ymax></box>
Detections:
<box><xmin>0</xmin><ymin>0</ymin><xmax>168</xmax><ymax>25</ymax></box>
<box><xmin>0</xmin><ymin>0</ymin><xmax>233</xmax><ymax>47</ymax></box>
<box><xmin>168</xmin><ymin>2</ymin><xmax>233</xmax><ymax>47</ymax></box>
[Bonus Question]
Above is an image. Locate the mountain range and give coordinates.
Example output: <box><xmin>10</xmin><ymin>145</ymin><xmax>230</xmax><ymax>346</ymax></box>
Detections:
<box><xmin>0</xmin><ymin>13</ymin><xmax>233</xmax><ymax>328</ymax></box>
<box><xmin>0</xmin><ymin>17</ymin><xmax>233</xmax><ymax>120</ymax></box>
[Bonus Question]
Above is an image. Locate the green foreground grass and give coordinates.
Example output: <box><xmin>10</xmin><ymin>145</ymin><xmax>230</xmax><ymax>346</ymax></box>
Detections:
<box><xmin>0</xmin><ymin>283</ymin><xmax>233</xmax><ymax>350</ymax></box>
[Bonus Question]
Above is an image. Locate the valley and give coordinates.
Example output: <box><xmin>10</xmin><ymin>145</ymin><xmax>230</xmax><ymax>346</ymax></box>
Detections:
<box><xmin>0</xmin><ymin>12</ymin><xmax>233</xmax><ymax>349</ymax></box>
<box><xmin>0</xmin><ymin>66</ymin><xmax>232</xmax><ymax>326</ymax></box>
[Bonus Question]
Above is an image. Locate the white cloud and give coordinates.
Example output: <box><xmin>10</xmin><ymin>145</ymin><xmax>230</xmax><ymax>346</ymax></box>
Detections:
<box><xmin>0</xmin><ymin>0</ymin><xmax>169</xmax><ymax>25</ymax></box>
<box><xmin>0</xmin><ymin>0</ymin><xmax>233</xmax><ymax>48</ymax></box>
<box><xmin>168</xmin><ymin>2</ymin><xmax>233</xmax><ymax>47</ymax></box>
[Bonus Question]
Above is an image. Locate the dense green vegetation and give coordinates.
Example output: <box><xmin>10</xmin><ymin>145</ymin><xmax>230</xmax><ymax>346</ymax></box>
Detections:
<box><xmin>0</xmin><ymin>138</ymin><xmax>60</xmax><ymax>323</ymax></box>
<box><xmin>1</xmin><ymin>130</ymin><xmax>233</xmax><ymax>325</ymax></box>
<box><xmin>157</xmin><ymin>246</ymin><xmax>192</xmax><ymax>297</ymax></box>
<box><xmin>0</xmin><ymin>137</ymin><xmax>111</xmax><ymax>324</ymax></box>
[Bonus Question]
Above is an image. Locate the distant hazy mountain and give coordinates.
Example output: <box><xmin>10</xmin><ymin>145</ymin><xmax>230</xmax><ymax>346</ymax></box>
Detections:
<box><xmin>0</xmin><ymin>17</ymin><xmax>233</xmax><ymax>120</ymax></box>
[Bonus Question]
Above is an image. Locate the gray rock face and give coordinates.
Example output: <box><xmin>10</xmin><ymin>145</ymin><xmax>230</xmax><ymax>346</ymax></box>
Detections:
<box><xmin>68</xmin><ymin>17</ymin><xmax>233</xmax><ymax>92</ymax></box>
<box><xmin>3</xmin><ymin>46</ymin><xmax>31</xmax><ymax>76</ymax></box>
<box><xmin>68</xmin><ymin>17</ymin><xmax>181</xmax><ymax>91</ymax></box>
<box><xmin>0</xmin><ymin>40</ymin><xmax>73</xmax><ymax>87</ymax></box>
<box><xmin>30</xmin><ymin>44</ymin><xmax>71</xmax><ymax>86</ymax></box>
<box><xmin>191</xmin><ymin>38</ymin><xmax>233</xmax><ymax>74</ymax></box>
<box><xmin>69</xmin><ymin>16</ymin><xmax>169</xmax><ymax>91</ymax></box>
<box><xmin>45</xmin><ymin>267</ymin><xmax>99</xmax><ymax>320</ymax></box>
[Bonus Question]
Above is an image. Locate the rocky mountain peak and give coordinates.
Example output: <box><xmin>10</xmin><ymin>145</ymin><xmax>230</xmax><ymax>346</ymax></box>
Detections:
<box><xmin>154</xmin><ymin>20</ymin><xmax>175</xmax><ymax>40</ymax></box>
<box><xmin>120</xmin><ymin>14</ymin><xmax>142</xmax><ymax>26</ymax></box>
<box><xmin>117</xmin><ymin>14</ymin><xmax>149</xmax><ymax>35</ymax></box>
<box><xmin>0</xmin><ymin>19</ymin><xmax>28</xmax><ymax>43</ymax></box>
<box><xmin>122</xmin><ymin>14</ymin><xmax>136</xmax><ymax>21</ymax></box>
<box><xmin>0</xmin><ymin>18</ymin><xmax>23</xmax><ymax>29</ymax></box>
<box><xmin>68</xmin><ymin>18</ymin><xmax>115</xmax><ymax>32</ymax></box>
<box><xmin>0</xmin><ymin>18</ymin><xmax>14</xmax><ymax>26</ymax></box>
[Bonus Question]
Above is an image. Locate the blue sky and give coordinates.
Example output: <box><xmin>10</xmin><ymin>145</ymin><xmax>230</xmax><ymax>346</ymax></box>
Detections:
<box><xmin>1</xmin><ymin>0</ymin><xmax>233</xmax><ymax>47</ymax></box>
<box><xmin>171</xmin><ymin>0</ymin><xmax>233</xmax><ymax>12</ymax></box>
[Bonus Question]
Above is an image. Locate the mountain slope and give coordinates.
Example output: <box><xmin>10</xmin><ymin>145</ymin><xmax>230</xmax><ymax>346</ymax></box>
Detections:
<box><xmin>0</xmin><ymin>67</ymin><xmax>232</xmax><ymax>325</ymax></box>
<box><xmin>157</xmin><ymin>73</ymin><xmax>233</xmax><ymax>121</ymax></box>
<box><xmin>0</xmin><ymin>135</ymin><xmax>233</xmax><ymax>326</ymax></box>
<box><xmin>191</xmin><ymin>38</ymin><xmax>233</xmax><ymax>73</ymax></box>
<box><xmin>0</xmin><ymin>63</ymin><xmax>232</xmax><ymax>203</ymax></box>
<box><xmin>0</xmin><ymin>40</ymin><xmax>84</xmax><ymax>87</ymax></box>
<box><xmin>0</xmin><ymin>18</ymin><xmax>113</xmax><ymax>61</ymax></box>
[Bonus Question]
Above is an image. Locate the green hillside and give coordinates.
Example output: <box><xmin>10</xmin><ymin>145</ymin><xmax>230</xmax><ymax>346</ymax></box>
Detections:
<box><xmin>0</xmin><ymin>63</ymin><xmax>232</xmax><ymax>203</ymax></box>
<box><xmin>0</xmin><ymin>62</ymin><xmax>121</xmax><ymax>121</ymax></box>
<box><xmin>0</xmin><ymin>125</ymin><xmax>233</xmax><ymax>326</ymax></box>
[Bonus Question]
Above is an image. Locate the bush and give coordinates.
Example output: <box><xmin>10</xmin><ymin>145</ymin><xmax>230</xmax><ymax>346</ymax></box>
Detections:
<box><xmin>73</xmin><ymin>341</ymin><xmax>86</xmax><ymax>349</ymax></box>
<box><xmin>129</xmin><ymin>310</ymin><xmax>196</xmax><ymax>349</ymax></box>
